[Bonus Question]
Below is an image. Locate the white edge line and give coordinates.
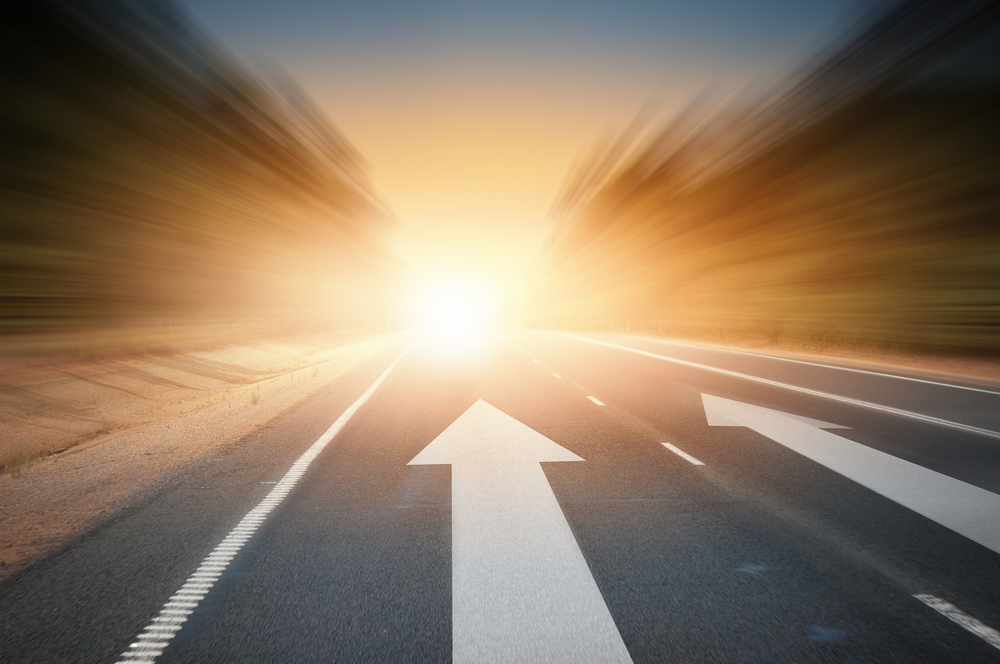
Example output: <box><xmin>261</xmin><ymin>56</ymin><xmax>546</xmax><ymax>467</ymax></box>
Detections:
<box><xmin>587</xmin><ymin>396</ymin><xmax>605</xmax><ymax>406</ymax></box>
<box><xmin>662</xmin><ymin>442</ymin><xmax>704</xmax><ymax>466</ymax></box>
<box><xmin>630</xmin><ymin>336</ymin><xmax>1000</xmax><ymax>397</ymax></box>
<box><xmin>565</xmin><ymin>334</ymin><xmax>1000</xmax><ymax>440</ymax></box>
<box><xmin>553</xmin><ymin>373</ymin><xmax>562</xmax><ymax>379</ymax></box>
<box><xmin>114</xmin><ymin>344</ymin><xmax>412</xmax><ymax>664</ymax></box>
<box><xmin>914</xmin><ymin>594</ymin><xmax>1000</xmax><ymax>651</ymax></box>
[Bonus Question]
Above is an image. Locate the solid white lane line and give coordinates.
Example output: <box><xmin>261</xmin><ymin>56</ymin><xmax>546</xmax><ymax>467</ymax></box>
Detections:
<box><xmin>113</xmin><ymin>345</ymin><xmax>411</xmax><ymax>664</ymax></box>
<box><xmin>553</xmin><ymin>373</ymin><xmax>562</xmax><ymax>379</ymax></box>
<box><xmin>567</xmin><ymin>334</ymin><xmax>1000</xmax><ymax>440</ymax></box>
<box><xmin>637</xmin><ymin>337</ymin><xmax>1000</xmax><ymax>396</ymax></box>
<box><xmin>587</xmin><ymin>396</ymin><xmax>605</xmax><ymax>406</ymax></box>
<box><xmin>662</xmin><ymin>442</ymin><xmax>704</xmax><ymax>466</ymax></box>
<box><xmin>914</xmin><ymin>594</ymin><xmax>1000</xmax><ymax>651</ymax></box>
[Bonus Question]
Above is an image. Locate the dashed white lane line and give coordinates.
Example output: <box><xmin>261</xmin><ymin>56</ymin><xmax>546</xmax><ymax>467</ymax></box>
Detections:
<box><xmin>114</xmin><ymin>345</ymin><xmax>412</xmax><ymax>664</ymax></box>
<box><xmin>587</xmin><ymin>396</ymin><xmax>605</xmax><ymax>406</ymax></box>
<box><xmin>553</xmin><ymin>374</ymin><xmax>562</xmax><ymax>379</ymax></box>
<box><xmin>532</xmin><ymin>359</ymin><xmax>540</xmax><ymax>364</ymax></box>
<box><xmin>662</xmin><ymin>443</ymin><xmax>704</xmax><ymax>466</ymax></box>
<box><xmin>914</xmin><ymin>594</ymin><xmax>1000</xmax><ymax>651</ymax></box>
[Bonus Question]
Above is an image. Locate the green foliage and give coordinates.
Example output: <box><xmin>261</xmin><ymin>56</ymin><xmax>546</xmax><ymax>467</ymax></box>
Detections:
<box><xmin>0</xmin><ymin>0</ymin><xmax>402</xmax><ymax>335</ymax></box>
<box><xmin>4</xmin><ymin>447</ymin><xmax>30</xmax><ymax>478</ymax></box>
<box><xmin>519</xmin><ymin>0</ymin><xmax>1000</xmax><ymax>353</ymax></box>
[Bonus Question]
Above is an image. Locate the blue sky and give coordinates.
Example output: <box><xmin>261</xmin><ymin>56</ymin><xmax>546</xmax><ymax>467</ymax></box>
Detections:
<box><xmin>185</xmin><ymin>0</ymin><xmax>853</xmax><ymax>60</ymax></box>
<box><xmin>179</xmin><ymin>0</ymin><xmax>859</xmax><ymax>290</ymax></box>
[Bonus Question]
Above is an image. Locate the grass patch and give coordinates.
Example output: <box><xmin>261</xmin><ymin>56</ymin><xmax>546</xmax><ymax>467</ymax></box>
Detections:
<box><xmin>4</xmin><ymin>447</ymin><xmax>32</xmax><ymax>479</ymax></box>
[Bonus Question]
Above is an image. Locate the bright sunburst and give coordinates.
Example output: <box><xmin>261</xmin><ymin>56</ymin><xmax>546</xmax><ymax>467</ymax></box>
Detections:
<box><xmin>418</xmin><ymin>274</ymin><xmax>499</xmax><ymax>350</ymax></box>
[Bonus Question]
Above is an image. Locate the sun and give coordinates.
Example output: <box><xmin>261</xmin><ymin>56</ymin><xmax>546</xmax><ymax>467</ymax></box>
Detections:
<box><xmin>418</xmin><ymin>274</ymin><xmax>499</xmax><ymax>348</ymax></box>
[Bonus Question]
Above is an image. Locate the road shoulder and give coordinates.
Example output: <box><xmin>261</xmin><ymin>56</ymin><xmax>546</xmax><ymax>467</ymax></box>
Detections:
<box><xmin>0</xmin><ymin>333</ymin><xmax>401</xmax><ymax>582</ymax></box>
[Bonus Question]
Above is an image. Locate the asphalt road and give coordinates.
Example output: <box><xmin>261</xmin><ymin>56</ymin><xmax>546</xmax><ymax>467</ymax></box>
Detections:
<box><xmin>2</xmin><ymin>330</ymin><xmax>999</xmax><ymax>663</ymax></box>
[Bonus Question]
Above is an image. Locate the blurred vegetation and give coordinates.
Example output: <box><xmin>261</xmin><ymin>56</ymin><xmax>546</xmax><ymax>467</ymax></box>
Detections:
<box><xmin>518</xmin><ymin>0</ymin><xmax>1000</xmax><ymax>355</ymax></box>
<box><xmin>0</xmin><ymin>0</ymin><xmax>405</xmax><ymax>351</ymax></box>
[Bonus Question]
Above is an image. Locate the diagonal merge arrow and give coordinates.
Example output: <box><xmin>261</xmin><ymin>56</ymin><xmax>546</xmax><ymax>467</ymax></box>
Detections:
<box><xmin>702</xmin><ymin>393</ymin><xmax>1000</xmax><ymax>555</ymax></box>
<box><xmin>409</xmin><ymin>400</ymin><xmax>633</xmax><ymax>664</ymax></box>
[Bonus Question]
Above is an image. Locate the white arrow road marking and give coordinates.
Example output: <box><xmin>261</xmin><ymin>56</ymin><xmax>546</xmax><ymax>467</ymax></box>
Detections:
<box><xmin>702</xmin><ymin>394</ymin><xmax>1000</xmax><ymax>555</ymax></box>
<box><xmin>114</xmin><ymin>346</ymin><xmax>411</xmax><ymax>663</ymax></box>
<box><xmin>409</xmin><ymin>400</ymin><xmax>633</xmax><ymax>664</ymax></box>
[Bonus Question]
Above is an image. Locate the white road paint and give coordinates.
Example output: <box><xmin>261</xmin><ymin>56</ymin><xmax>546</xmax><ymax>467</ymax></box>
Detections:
<box><xmin>636</xmin><ymin>336</ymin><xmax>1000</xmax><ymax>397</ymax></box>
<box><xmin>409</xmin><ymin>400</ymin><xmax>633</xmax><ymax>664</ymax></box>
<box><xmin>914</xmin><ymin>594</ymin><xmax>1000</xmax><ymax>651</ymax></box>
<box><xmin>702</xmin><ymin>394</ymin><xmax>1000</xmax><ymax>555</ymax></box>
<box><xmin>567</xmin><ymin>334</ymin><xmax>1000</xmax><ymax>440</ymax></box>
<box><xmin>115</xmin><ymin>346</ymin><xmax>412</xmax><ymax>664</ymax></box>
<box><xmin>587</xmin><ymin>396</ymin><xmax>605</xmax><ymax>406</ymax></box>
<box><xmin>533</xmin><ymin>359</ymin><xmax>540</xmax><ymax>363</ymax></box>
<box><xmin>553</xmin><ymin>373</ymin><xmax>562</xmax><ymax>379</ymax></box>
<box><xmin>662</xmin><ymin>442</ymin><xmax>704</xmax><ymax>466</ymax></box>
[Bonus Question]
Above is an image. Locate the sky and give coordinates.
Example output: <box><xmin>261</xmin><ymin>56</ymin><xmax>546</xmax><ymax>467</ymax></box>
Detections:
<box><xmin>179</xmin><ymin>0</ymin><xmax>858</xmax><ymax>297</ymax></box>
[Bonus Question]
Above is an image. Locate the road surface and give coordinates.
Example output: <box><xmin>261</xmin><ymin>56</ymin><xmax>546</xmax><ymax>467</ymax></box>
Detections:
<box><xmin>2</xmin><ymin>330</ymin><xmax>999</xmax><ymax>663</ymax></box>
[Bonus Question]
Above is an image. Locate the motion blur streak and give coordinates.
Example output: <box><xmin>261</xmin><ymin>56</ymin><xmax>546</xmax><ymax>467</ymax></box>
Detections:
<box><xmin>0</xmin><ymin>0</ymin><xmax>407</xmax><ymax>352</ymax></box>
<box><xmin>515</xmin><ymin>0</ymin><xmax>1000</xmax><ymax>354</ymax></box>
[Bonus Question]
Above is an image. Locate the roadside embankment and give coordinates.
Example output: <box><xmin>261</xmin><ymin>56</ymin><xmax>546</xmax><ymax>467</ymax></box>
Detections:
<box><xmin>0</xmin><ymin>332</ymin><xmax>401</xmax><ymax>581</ymax></box>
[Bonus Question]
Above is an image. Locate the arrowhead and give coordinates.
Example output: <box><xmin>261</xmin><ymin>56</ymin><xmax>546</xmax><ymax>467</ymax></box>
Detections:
<box><xmin>703</xmin><ymin>397</ymin><xmax>1000</xmax><ymax>557</ymax></box>
<box><xmin>408</xmin><ymin>400</ymin><xmax>584</xmax><ymax>467</ymax></box>
<box><xmin>702</xmin><ymin>394</ymin><xmax>849</xmax><ymax>429</ymax></box>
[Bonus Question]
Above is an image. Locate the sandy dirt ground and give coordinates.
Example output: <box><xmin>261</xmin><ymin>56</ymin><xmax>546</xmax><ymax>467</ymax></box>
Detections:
<box><xmin>0</xmin><ymin>333</ymin><xmax>400</xmax><ymax>582</ymax></box>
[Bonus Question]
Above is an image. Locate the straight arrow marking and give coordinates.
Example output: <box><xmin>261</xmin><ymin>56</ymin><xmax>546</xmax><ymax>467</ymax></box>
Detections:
<box><xmin>409</xmin><ymin>400</ymin><xmax>633</xmax><ymax>664</ymax></box>
<box><xmin>702</xmin><ymin>394</ymin><xmax>1000</xmax><ymax>555</ymax></box>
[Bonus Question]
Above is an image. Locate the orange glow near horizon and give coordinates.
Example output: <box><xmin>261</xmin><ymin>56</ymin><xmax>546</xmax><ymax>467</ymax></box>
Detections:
<box><xmin>219</xmin><ymin>11</ymin><xmax>815</xmax><ymax>310</ymax></box>
<box><xmin>305</xmin><ymin>66</ymin><xmax>712</xmax><ymax>301</ymax></box>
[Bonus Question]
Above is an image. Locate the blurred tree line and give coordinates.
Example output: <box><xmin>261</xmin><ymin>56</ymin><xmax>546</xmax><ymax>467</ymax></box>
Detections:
<box><xmin>518</xmin><ymin>0</ymin><xmax>1000</xmax><ymax>354</ymax></box>
<box><xmin>0</xmin><ymin>0</ymin><xmax>404</xmax><ymax>343</ymax></box>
